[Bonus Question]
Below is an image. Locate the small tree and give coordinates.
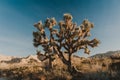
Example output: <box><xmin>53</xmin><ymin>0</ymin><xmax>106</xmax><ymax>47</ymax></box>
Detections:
<box><xmin>33</xmin><ymin>13</ymin><xmax>99</xmax><ymax>72</ymax></box>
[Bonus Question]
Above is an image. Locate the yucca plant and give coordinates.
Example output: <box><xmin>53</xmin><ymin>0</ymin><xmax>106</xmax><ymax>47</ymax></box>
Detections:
<box><xmin>33</xmin><ymin>13</ymin><xmax>100</xmax><ymax>72</ymax></box>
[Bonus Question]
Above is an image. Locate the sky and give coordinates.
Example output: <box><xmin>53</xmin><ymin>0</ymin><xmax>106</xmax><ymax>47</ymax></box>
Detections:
<box><xmin>0</xmin><ymin>0</ymin><xmax>120</xmax><ymax>57</ymax></box>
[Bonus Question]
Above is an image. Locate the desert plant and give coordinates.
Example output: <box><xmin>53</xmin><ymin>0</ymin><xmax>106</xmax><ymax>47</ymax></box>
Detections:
<box><xmin>33</xmin><ymin>13</ymin><xmax>99</xmax><ymax>72</ymax></box>
<box><xmin>33</xmin><ymin>18</ymin><xmax>57</xmax><ymax>70</ymax></box>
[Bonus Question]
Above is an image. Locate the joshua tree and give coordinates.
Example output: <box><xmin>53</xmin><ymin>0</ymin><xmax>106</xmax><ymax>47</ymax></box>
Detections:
<box><xmin>33</xmin><ymin>18</ymin><xmax>57</xmax><ymax>70</ymax></box>
<box><xmin>33</xmin><ymin>13</ymin><xmax>99</xmax><ymax>72</ymax></box>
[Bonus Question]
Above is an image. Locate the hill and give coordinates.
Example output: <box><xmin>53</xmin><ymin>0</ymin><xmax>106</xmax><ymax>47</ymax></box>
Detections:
<box><xmin>91</xmin><ymin>50</ymin><xmax>120</xmax><ymax>58</ymax></box>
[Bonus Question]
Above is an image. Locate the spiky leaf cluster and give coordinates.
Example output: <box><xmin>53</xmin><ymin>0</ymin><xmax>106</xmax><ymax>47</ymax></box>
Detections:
<box><xmin>33</xmin><ymin>13</ymin><xmax>99</xmax><ymax>59</ymax></box>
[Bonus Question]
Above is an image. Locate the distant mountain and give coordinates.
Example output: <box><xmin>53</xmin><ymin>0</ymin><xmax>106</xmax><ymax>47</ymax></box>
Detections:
<box><xmin>0</xmin><ymin>54</ymin><xmax>41</xmax><ymax>63</ymax></box>
<box><xmin>91</xmin><ymin>50</ymin><xmax>120</xmax><ymax>58</ymax></box>
<box><xmin>0</xmin><ymin>54</ymin><xmax>42</xmax><ymax>69</ymax></box>
<box><xmin>0</xmin><ymin>54</ymin><xmax>15</xmax><ymax>61</ymax></box>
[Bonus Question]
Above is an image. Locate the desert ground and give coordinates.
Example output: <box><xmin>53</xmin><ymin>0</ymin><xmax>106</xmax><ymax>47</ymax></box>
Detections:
<box><xmin>0</xmin><ymin>51</ymin><xmax>120</xmax><ymax>80</ymax></box>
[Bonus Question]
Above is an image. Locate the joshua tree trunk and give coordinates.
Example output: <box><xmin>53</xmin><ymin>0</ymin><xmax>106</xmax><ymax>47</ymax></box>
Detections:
<box><xmin>68</xmin><ymin>53</ymin><xmax>72</xmax><ymax>73</ymax></box>
<box><xmin>48</xmin><ymin>55</ymin><xmax>52</xmax><ymax>70</ymax></box>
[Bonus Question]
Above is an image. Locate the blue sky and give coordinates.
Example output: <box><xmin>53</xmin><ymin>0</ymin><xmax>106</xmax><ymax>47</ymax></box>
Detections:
<box><xmin>0</xmin><ymin>0</ymin><xmax>120</xmax><ymax>57</ymax></box>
